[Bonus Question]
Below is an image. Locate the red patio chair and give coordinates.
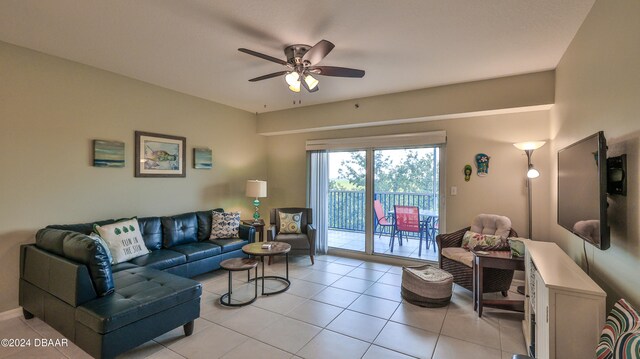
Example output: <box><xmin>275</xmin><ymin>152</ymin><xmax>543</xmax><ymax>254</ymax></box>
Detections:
<box><xmin>392</xmin><ymin>205</ymin><xmax>427</xmax><ymax>256</ymax></box>
<box><xmin>374</xmin><ymin>200</ymin><xmax>395</xmax><ymax>238</ymax></box>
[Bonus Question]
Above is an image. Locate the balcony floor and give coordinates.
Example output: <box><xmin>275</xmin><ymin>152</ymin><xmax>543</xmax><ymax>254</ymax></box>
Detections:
<box><xmin>328</xmin><ymin>229</ymin><xmax>439</xmax><ymax>262</ymax></box>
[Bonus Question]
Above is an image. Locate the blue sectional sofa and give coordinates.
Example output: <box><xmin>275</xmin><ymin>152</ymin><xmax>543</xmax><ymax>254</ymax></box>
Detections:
<box><xmin>19</xmin><ymin>208</ymin><xmax>255</xmax><ymax>359</ymax></box>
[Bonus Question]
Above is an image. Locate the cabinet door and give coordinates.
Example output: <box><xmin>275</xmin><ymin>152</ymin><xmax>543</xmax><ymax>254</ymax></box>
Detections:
<box><xmin>535</xmin><ymin>271</ymin><xmax>549</xmax><ymax>359</ymax></box>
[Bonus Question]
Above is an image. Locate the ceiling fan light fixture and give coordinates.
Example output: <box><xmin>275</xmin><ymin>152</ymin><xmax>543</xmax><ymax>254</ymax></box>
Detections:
<box><xmin>285</xmin><ymin>71</ymin><xmax>299</xmax><ymax>86</ymax></box>
<box><xmin>304</xmin><ymin>74</ymin><xmax>319</xmax><ymax>90</ymax></box>
<box><xmin>285</xmin><ymin>71</ymin><xmax>301</xmax><ymax>92</ymax></box>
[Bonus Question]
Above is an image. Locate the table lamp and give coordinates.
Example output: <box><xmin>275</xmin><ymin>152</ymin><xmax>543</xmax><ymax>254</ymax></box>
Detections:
<box><xmin>245</xmin><ymin>180</ymin><xmax>267</xmax><ymax>223</ymax></box>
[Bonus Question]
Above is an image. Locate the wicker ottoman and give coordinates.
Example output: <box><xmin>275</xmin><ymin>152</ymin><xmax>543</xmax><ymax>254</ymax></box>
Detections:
<box><xmin>401</xmin><ymin>264</ymin><xmax>453</xmax><ymax>307</ymax></box>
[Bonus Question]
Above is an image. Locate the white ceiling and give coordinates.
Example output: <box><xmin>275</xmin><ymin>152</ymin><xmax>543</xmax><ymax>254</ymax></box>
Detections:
<box><xmin>0</xmin><ymin>0</ymin><xmax>595</xmax><ymax>113</ymax></box>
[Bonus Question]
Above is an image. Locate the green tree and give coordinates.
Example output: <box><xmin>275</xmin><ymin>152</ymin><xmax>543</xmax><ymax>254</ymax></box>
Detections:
<box><xmin>329</xmin><ymin>149</ymin><xmax>439</xmax><ymax>193</ymax></box>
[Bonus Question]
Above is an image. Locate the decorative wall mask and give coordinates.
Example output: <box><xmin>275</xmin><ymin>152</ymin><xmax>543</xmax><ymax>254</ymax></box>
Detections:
<box><xmin>475</xmin><ymin>153</ymin><xmax>490</xmax><ymax>177</ymax></box>
<box><xmin>464</xmin><ymin>164</ymin><xmax>472</xmax><ymax>182</ymax></box>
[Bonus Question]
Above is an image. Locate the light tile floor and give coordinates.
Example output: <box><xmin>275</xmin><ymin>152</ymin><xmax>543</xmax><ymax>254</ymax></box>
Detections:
<box><xmin>0</xmin><ymin>254</ymin><xmax>527</xmax><ymax>359</ymax></box>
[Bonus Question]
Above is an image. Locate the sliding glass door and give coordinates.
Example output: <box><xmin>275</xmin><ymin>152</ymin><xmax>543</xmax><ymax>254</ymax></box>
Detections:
<box><xmin>307</xmin><ymin>131</ymin><xmax>445</xmax><ymax>262</ymax></box>
<box><xmin>372</xmin><ymin>147</ymin><xmax>440</xmax><ymax>261</ymax></box>
<box><xmin>327</xmin><ymin>151</ymin><xmax>366</xmax><ymax>252</ymax></box>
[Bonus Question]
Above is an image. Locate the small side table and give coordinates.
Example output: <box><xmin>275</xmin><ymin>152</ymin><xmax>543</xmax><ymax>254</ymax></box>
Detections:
<box><xmin>472</xmin><ymin>250</ymin><xmax>525</xmax><ymax>317</ymax></box>
<box><xmin>242</xmin><ymin>219</ymin><xmax>265</xmax><ymax>242</ymax></box>
<box><xmin>219</xmin><ymin>258</ymin><xmax>259</xmax><ymax>307</ymax></box>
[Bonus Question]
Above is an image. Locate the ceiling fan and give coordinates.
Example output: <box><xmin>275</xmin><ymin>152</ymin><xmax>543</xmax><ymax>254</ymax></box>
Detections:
<box><xmin>238</xmin><ymin>40</ymin><xmax>365</xmax><ymax>93</ymax></box>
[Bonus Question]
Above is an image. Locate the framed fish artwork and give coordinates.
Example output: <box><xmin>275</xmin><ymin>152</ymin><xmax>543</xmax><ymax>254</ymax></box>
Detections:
<box><xmin>134</xmin><ymin>131</ymin><xmax>186</xmax><ymax>177</ymax></box>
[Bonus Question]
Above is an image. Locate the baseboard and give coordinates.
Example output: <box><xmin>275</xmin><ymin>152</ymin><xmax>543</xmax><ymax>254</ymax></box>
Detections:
<box><xmin>0</xmin><ymin>307</ymin><xmax>22</xmax><ymax>321</ymax></box>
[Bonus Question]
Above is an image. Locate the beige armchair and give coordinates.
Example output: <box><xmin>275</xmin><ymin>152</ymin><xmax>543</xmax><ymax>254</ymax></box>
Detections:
<box><xmin>268</xmin><ymin>208</ymin><xmax>316</xmax><ymax>265</ymax></box>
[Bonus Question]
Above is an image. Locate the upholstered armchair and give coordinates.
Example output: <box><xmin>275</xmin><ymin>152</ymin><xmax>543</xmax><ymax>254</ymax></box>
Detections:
<box><xmin>436</xmin><ymin>214</ymin><xmax>518</xmax><ymax>295</ymax></box>
<box><xmin>268</xmin><ymin>208</ymin><xmax>316</xmax><ymax>265</ymax></box>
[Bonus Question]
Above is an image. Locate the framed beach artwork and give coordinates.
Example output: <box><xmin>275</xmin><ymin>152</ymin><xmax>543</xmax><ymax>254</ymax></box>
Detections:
<box><xmin>193</xmin><ymin>148</ymin><xmax>212</xmax><ymax>169</ymax></box>
<box><xmin>134</xmin><ymin>131</ymin><xmax>186</xmax><ymax>177</ymax></box>
<box><xmin>93</xmin><ymin>140</ymin><xmax>125</xmax><ymax>168</ymax></box>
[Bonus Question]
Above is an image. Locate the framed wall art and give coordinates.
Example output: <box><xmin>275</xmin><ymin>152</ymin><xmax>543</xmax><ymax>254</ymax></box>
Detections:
<box><xmin>193</xmin><ymin>148</ymin><xmax>212</xmax><ymax>169</ymax></box>
<box><xmin>93</xmin><ymin>140</ymin><xmax>125</xmax><ymax>167</ymax></box>
<box><xmin>135</xmin><ymin>131</ymin><xmax>186</xmax><ymax>177</ymax></box>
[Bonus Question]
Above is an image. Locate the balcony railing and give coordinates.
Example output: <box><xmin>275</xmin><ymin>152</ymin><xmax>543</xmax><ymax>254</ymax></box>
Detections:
<box><xmin>328</xmin><ymin>190</ymin><xmax>438</xmax><ymax>234</ymax></box>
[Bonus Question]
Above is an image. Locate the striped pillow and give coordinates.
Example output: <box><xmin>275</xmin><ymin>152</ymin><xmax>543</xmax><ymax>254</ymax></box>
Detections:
<box><xmin>597</xmin><ymin>298</ymin><xmax>640</xmax><ymax>359</ymax></box>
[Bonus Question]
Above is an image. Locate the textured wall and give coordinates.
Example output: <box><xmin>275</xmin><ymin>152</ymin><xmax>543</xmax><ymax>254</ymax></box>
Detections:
<box><xmin>549</xmin><ymin>0</ymin><xmax>640</xmax><ymax>309</ymax></box>
<box><xmin>0</xmin><ymin>42</ymin><xmax>267</xmax><ymax>312</ymax></box>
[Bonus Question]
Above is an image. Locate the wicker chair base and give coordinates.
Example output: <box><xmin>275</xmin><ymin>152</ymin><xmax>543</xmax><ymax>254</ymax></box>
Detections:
<box><xmin>401</xmin><ymin>286</ymin><xmax>451</xmax><ymax>307</ymax></box>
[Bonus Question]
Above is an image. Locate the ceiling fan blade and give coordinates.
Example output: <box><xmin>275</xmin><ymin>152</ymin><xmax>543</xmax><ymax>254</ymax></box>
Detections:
<box><xmin>248</xmin><ymin>71</ymin><xmax>289</xmax><ymax>82</ymax></box>
<box><xmin>310</xmin><ymin>66</ymin><xmax>365</xmax><ymax>78</ymax></box>
<box><xmin>238</xmin><ymin>48</ymin><xmax>288</xmax><ymax>66</ymax></box>
<box><xmin>302</xmin><ymin>40</ymin><xmax>335</xmax><ymax>65</ymax></box>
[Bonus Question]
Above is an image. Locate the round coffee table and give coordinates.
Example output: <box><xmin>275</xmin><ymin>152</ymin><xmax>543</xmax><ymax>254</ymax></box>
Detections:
<box><xmin>219</xmin><ymin>257</ymin><xmax>259</xmax><ymax>307</ymax></box>
<box><xmin>242</xmin><ymin>242</ymin><xmax>291</xmax><ymax>295</ymax></box>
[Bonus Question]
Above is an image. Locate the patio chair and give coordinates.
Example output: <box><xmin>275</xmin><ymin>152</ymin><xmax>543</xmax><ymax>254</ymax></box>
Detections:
<box><xmin>374</xmin><ymin>200</ymin><xmax>395</xmax><ymax>238</ymax></box>
<box><xmin>392</xmin><ymin>205</ymin><xmax>428</xmax><ymax>257</ymax></box>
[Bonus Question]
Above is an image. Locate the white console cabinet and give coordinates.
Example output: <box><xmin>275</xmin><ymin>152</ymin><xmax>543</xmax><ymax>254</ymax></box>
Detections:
<box><xmin>522</xmin><ymin>240</ymin><xmax>606</xmax><ymax>359</ymax></box>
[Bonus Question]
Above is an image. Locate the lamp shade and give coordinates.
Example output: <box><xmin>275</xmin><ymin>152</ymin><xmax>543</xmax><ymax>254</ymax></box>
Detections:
<box><xmin>513</xmin><ymin>141</ymin><xmax>546</xmax><ymax>151</ymax></box>
<box><xmin>246</xmin><ymin>180</ymin><xmax>267</xmax><ymax>198</ymax></box>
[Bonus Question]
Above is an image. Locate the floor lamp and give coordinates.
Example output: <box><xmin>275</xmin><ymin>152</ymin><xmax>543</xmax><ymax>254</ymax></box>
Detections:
<box><xmin>513</xmin><ymin>141</ymin><xmax>546</xmax><ymax>239</ymax></box>
<box><xmin>513</xmin><ymin>141</ymin><xmax>545</xmax><ymax>295</ymax></box>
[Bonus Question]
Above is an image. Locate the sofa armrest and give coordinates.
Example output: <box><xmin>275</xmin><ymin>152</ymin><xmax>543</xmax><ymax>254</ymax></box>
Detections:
<box><xmin>238</xmin><ymin>224</ymin><xmax>256</xmax><ymax>243</ymax></box>
<box><xmin>267</xmin><ymin>225</ymin><xmax>277</xmax><ymax>241</ymax></box>
<box><xmin>306</xmin><ymin>224</ymin><xmax>316</xmax><ymax>254</ymax></box>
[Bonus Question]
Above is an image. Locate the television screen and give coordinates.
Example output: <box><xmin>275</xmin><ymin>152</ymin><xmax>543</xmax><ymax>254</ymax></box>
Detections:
<box><xmin>557</xmin><ymin>132</ymin><xmax>610</xmax><ymax>250</ymax></box>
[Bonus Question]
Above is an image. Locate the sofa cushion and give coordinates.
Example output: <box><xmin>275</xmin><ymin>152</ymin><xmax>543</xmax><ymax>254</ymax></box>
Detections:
<box><xmin>94</xmin><ymin>218</ymin><xmax>150</xmax><ymax>264</ymax></box>
<box><xmin>207</xmin><ymin>238</ymin><xmax>248</xmax><ymax>253</ymax></box>
<box><xmin>35</xmin><ymin>229</ymin><xmax>114</xmax><ymax>297</ymax></box>
<box><xmin>75</xmin><ymin>267</ymin><xmax>201</xmax><ymax>334</ymax></box>
<box><xmin>196</xmin><ymin>208</ymin><xmax>224</xmax><ymax>241</ymax></box>
<box><xmin>461</xmin><ymin>231</ymin><xmax>507</xmax><ymax>250</ymax></box>
<box><xmin>88</xmin><ymin>233</ymin><xmax>113</xmax><ymax>265</ymax></box>
<box><xmin>162</xmin><ymin>212</ymin><xmax>198</xmax><ymax>248</ymax></box>
<box><xmin>210</xmin><ymin>211</ymin><xmax>240</xmax><ymax>239</ymax></box>
<box><xmin>441</xmin><ymin>247</ymin><xmax>474</xmax><ymax>268</ymax></box>
<box><xmin>272</xmin><ymin>234</ymin><xmax>309</xmax><ymax>250</ymax></box>
<box><xmin>470</xmin><ymin>214</ymin><xmax>511</xmax><ymax>239</ymax></box>
<box><xmin>171</xmin><ymin>242</ymin><xmax>222</xmax><ymax>262</ymax></box>
<box><xmin>137</xmin><ymin>217</ymin><xmax>163</xmax><ymax>250</ymax></box>
<box><xmin>128</xmin><ymin>249</ymin><xmax>186</xmax><ymax>270</ymax></box>
<box><xmin>111</xmin><ymin>262</ymin><xmax>139</xmax><ymax>273</ymax></box>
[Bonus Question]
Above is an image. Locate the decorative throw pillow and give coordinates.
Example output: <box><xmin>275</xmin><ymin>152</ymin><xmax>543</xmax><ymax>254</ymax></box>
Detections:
<box><xmin>279</xmin><ymin>212</ymin><xmax>302</xmax><ymax>234</ymax></box>
<box><xmin>94</xmin><ymin>218</ymin><xmax>149</xmax><ymax>264</ymax></box>
<box><xmin>597</xmin><ymin>298</ymin><xmax>640</xmax><ymax>359</ymax></box>
<box><xmin>88</xmin><ymin>232</ymin><xmax>114</xmax><ymax>264</ymax></box>
<box><xmin>461</xmin><ymin>231</ymin><xmax>506</xmax><ymax>250</ymax></box>
<box><xmin>210</xmin><ymin>211</ymin><xmax>240</xmax><ymax>239</ymax></box>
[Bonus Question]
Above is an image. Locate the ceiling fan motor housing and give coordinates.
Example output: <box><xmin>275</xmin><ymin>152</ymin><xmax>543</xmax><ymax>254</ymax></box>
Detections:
<box><xmin>284</xmin><ymin>44</ymin><xmax>312</xmax><ymax>67</ymax></box>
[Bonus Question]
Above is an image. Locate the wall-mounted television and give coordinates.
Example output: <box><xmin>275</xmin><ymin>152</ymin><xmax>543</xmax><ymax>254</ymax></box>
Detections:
<box><xmin>557</xmin><ymin>131</ymin><xmax>610</xmax><ymax>250</ymax></box>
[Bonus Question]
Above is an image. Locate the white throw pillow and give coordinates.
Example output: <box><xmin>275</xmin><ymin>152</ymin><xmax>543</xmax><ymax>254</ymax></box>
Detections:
<box><xmin>94</xmin><ymin>218</ymin><xmax>149</xmax><ymax>264</ymax></box>
<box><xmin>210</xmin><ymin>211</ymin><xmax>240</xmax><ymax>239</ymax></box>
